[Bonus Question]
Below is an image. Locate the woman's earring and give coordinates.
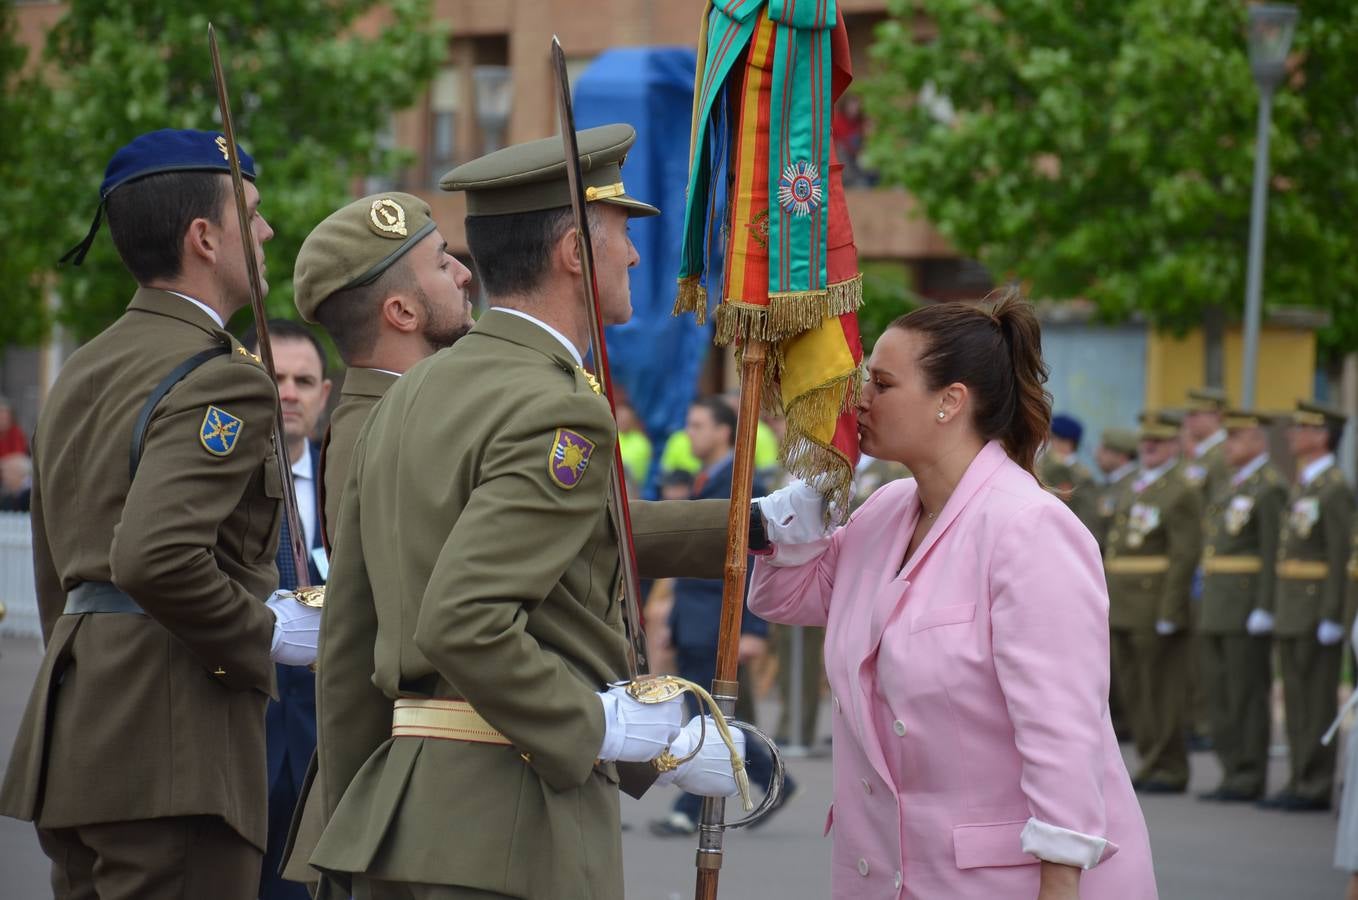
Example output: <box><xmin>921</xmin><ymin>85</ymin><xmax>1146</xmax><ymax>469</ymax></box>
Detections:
<box><xmin>936</xmin><ymin>410</ymin><xmax>946</xmax><ymax>421</ymax></box>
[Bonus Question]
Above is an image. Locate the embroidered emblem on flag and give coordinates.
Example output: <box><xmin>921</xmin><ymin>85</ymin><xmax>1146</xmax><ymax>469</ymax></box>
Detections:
<box><xmin>777</xmin><ymin>161</ymin><xmax>823</xmax><ymax>217</ymax></box>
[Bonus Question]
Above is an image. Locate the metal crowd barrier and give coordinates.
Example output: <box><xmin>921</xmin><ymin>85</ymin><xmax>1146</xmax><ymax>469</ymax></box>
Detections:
<box><xmin>0</xmin><ymin>512</ymin><xmax>40</xmax><ymax>641</ymax></box>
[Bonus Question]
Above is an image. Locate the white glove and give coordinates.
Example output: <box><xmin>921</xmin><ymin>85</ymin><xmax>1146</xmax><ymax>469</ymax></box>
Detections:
<box><xmin>655</xmin><ymin>716</ymin><xmax>747</xmax><ymax>798</ymax></box>
<box><xmin>597</xmin><ymin>685</ymin><xmax>685</xmax><ymax>763</ymax></box>
<box><xmin>757</xmin><ymin>480</ymin><xmax>832</xmax><ymax>545</ymax></box>
<box><xmin>1245</xmin><ymin>609</ymin><xmax>1275</xmax><ymax>636</ymax></box>
<box><xmin>267</xmin><ymin>590</ymin><xmax>321</xmax><ymax>666</ymax></box>
<box><xmin>1318</xmin><ymin>619</ymin><xmax>1346</xmax><ymax>646</ymax></box>
<box><xmin>1154</xmin><ymin>619</ymin><xmax>1177</xmax><ymax>636</ymax></box>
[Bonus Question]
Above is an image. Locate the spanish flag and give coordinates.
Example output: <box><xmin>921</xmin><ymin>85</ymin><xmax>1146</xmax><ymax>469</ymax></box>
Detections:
<box><xmin>675</xmin><ymin>1</ymin><xmax>862</xmax><ymax>513</ymax></box>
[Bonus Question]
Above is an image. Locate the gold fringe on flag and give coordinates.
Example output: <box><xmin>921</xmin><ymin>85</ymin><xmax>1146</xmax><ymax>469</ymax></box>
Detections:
<box><xmin>712</xmin><ymin>273</ymin><xmax>863</xmax><ymax>347</ymax></box>
<box><xmin>673</xmin><ymin>276</ymin><xmax>709</xmax><ymax>323</ymax></box>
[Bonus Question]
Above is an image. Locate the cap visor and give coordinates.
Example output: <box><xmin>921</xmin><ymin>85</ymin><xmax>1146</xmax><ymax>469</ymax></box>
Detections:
<box><xmin>602</xmin><ymin>194</ymin><xmax>660</xmax><ymax>218</ymax></box>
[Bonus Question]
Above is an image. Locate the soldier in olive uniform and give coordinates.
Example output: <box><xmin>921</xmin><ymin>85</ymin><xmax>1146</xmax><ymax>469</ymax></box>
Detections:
<box><xmin>1197</xmin><ymin>411</ymin><xmax>1287</xmax><ymax>802</ymax></box>
<box><xmin>1093</xmin><ymin>428</ymin><xmax>1139</xmax><ymax>552</ymax></box>
<box><xmin>310</xmin><ymin>125</ymin><xmax>746</xmax><ymax>900</ymax></box>
<box><xmin>278</xmin><ymin>194</ymin><xmax>477</xmax><ymax>888</ymax></box>
<box><xmin>0</xmin><ymin>130</ymin><xmax>320</xmax><ymax>900</ymax></box>
<box><xmin>1038</xmin><ymin>412</ymin><xmax>1099</xmax><ymax>537</ymax></box>
<box><xmin>1182</xmin><ymin>388</ymin><xmax>1232</xmax><ymax>504</ymax></box>
<box><xmin>1262</xmin><ymin>401</ymin><xmax>1354</xmax><ymax>812</ymax></box>
<box><xmin>1105</xmin><ymin>410</ymin><xmax>1202</xmax><ymax>792</ymax></box>
<box><xmin>291</xmin><ymin>191</ymin><xmax>475</xmax><ymax>546</ymax></box>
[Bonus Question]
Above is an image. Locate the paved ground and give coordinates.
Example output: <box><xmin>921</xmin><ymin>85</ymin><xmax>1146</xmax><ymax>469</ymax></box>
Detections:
<box><xmin>0</xmin><ymin>634</ymin><xmax>1349</xmax><ymax>899</ymax></box>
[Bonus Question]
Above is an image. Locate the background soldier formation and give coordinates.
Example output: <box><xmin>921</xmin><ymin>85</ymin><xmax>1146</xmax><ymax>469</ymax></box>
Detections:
<box><xmin>1042</xmin><ymin>393</ymin><xmax>1355</xmax><ymax>812</ymax></box>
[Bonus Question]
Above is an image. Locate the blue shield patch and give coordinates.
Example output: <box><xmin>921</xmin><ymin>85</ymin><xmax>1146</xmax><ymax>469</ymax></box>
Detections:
<box><xmin>200</xmin><ymin>405</ymin><xmax>243</xmax><ymax>457</ymax></box>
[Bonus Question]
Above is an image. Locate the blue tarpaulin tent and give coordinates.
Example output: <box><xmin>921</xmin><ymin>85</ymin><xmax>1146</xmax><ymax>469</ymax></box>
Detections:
<box><xmin>574</xmin><ymin>47</ymin><xmax>713</xmax><ymax>496</ymax></box>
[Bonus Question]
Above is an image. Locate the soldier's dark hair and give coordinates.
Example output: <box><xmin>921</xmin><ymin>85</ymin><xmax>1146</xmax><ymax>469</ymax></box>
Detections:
<box><xmin>105</xmin><ymin>171</ymin><xmax>226</xmax><ymax>285</ymax></box>
<box><xmin>314</xmin><ymin>260</ymin><xmax>418</xmax><ymax>364</ymax></box>
<box><xmin>464</xmin><ymin>205</ymin><xmax>601</xmax><ymax>299</ymax></box>
<box><xmin>242</xmin><ymin>318</ymin><xmax>328</xmax><ymax>376</ymax></box>
<box><xmin>889</xmin><ymin>287</ymin><xmax>1052</xmax><ymax>475</ymax></box>
<box><xmin>692</xmin><ymin>395</ymin><xmax>737</xmax><ymax>447</ymax></box>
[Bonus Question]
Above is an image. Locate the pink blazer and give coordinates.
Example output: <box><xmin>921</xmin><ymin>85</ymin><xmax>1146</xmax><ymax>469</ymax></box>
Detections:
<box><xmin>750</xmin><ymin>442</ymin><xmax>1156</xmax><ymax>899</ymax></box>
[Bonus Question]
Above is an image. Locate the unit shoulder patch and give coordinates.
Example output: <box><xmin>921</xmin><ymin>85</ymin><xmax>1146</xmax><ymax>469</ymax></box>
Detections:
<box><xmin>200</xmin><ymin>405</ymin><xmax>244</xmax><ymax>457</ymax></box>
<box><xmin>548</xmin><ymin>427</ymin><xmax>596</xmax><ymax>489</ymax></box>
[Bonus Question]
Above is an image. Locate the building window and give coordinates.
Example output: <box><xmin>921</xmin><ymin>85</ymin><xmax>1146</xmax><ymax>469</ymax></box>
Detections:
<box><xmin>426</xmin><ymin>36</ymin><xmax>510</xmax><ymax>186</ymax></box>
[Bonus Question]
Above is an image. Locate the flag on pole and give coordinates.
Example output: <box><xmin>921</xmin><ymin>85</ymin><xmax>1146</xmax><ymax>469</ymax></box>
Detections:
<box><xmin>675</xmin><ymin>0</ymin><xmax>863</xmax><ymax>514</ymax></box>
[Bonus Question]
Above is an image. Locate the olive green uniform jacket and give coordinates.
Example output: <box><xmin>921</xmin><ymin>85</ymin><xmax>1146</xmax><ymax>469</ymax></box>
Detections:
<box><xmin>1093</xmin><ymin>465</ymin><xmax>1137</xmax><ymax>553</ymax></box>
<box><xmin>1200</xmin><ymin>462</ymin><xmax>1287</xmax><ymax>632</ymax></box>
<box><xmin>1183</xmin><ymin>434</ymin><xmax>1231</xmax><ymax>507</ymax></box>
<box><xmin>0</xmin><ymin>289</ymin><xmax>282</xmax><ymax>850</ymax></box>
<box><xmin>320</xmin><ymin>366</ymin><xmax>398</xmax><ymax>547</ymax></box>
<box><xmin>1275</xmin><ymin>462</ymin><xmax>1353</xmax><ymax>636</ymax></box>
<box><xmin>1105</xmin><ymin>462</ymin><xmax>1203</xmax><ymax>631</ymax></box>
<box><xmin>310</xmin><ymin>311</ymin><xmax>728</xmax><ymax>899</ymax></box>
<box><xmin>1038</xmin><ymin>451</ymin><xmax>1100</xmax><ymax>539</ymax></box>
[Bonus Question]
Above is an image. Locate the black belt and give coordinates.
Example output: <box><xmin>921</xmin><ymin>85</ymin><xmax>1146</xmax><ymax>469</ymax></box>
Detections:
<box><xmin>64</xmin><ymin>582</ymin><xmax>146</xmax><ymax>616</ymax></box>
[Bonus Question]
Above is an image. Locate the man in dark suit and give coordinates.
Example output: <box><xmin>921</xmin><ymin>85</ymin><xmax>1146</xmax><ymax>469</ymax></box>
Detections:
<box><xmin>246</xmin><ymin>320</ymin><xmax>330</xmax><ymax>899</ymax></box>
<box><xmin>651</xmin><ymin>395</ymin><xmax>795</xmax><ymax>835</ymax></box>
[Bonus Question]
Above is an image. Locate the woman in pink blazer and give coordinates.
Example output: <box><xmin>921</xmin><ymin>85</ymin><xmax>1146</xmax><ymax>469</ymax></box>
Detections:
<box><xmin>750</xmin><ymin>294</ymin><xmax>1155</xmax><ymax>899</ymax></box>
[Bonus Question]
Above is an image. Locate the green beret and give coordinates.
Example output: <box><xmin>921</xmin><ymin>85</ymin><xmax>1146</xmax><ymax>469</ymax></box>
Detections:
<box><xmin>440</xmin><ymin>123</ymin><xmax>659</xmax><ymax>218</ymax></box>
<box><xmin>293</xmin><ymin>192</ymin><xmax>437</xmax><ymax>323</ymax></box>
<box><xmin>1099</xmin><ymin>428</ymin><xmax>1139</xmax><ymax>456</ymax></box>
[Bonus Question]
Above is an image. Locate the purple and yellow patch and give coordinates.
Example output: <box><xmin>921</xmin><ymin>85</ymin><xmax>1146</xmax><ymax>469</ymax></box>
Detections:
<box><xmin>548</xmin><ymin>427</ymin><xmax>595</xmax><ymax>490</ymax></box>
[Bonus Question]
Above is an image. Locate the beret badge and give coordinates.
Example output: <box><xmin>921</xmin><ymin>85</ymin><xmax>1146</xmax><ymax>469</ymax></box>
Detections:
<box><xmin>370</xmin><ymin>197</ymin><xmax>409</xmax><ymax>238</ymax></box>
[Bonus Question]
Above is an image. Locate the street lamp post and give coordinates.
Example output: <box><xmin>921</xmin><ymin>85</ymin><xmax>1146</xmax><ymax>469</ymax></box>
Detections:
<box><xmin>1240</xmin><ymin>3</ymin><xmax>1298</xmax><ymax>408</ymax></box>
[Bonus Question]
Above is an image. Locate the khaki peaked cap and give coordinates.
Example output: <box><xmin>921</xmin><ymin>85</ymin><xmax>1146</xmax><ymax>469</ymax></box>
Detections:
<box><xmin>1100</xmin><ymin>428</ymin><xmax>1139</xmax><ymax>456</ymax></box>
<box><xmin>1138</xmin><ymin>409</ymin><xmax>1183</xmax><ymax>442</ymax></box>
<box><xmin>293</xmin><ymin>192</ymin><xmax>437</xmax><ymax>323</ymax></box>
<box><xmin>1292</xmin><ymin>399</ymin><xmax>1347</xmax><ymax>428</ymax></box>
<box><xmin>1223</xmin><ymin>408</ymin><xmax>1275</xmax><ymax>431</ymax></box>
<box><xmin>1186</xmin><ymin>387</ymin><xmax>1228</xmax><ymax>412</ymax></box>
<box><xmin>440</xmin><ymin>123</ymin><xmax>659</xmax><ymax>218</ymax></box>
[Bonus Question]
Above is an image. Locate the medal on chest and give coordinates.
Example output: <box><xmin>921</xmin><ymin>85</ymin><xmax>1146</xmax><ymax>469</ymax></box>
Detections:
<box><xmin>1290</xmin><ymin>497</ymin><xmax>1320</xmax><ymax>539</ymax></box>
<box><xmin>1127</xmin><ymin>502</ymin><xmax>1161</xmax><ymax>549</ymax></box>
<box><xmin>1224</xmin><ymin>494</ymin><xmax>1255</xmax><ymax>537</ymax></box>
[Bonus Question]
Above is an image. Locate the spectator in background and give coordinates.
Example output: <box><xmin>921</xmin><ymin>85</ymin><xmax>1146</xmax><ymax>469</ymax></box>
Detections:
<box><xmin>0</xmin><ymin>453</ymin><xmax>32</xmax><ymax>512</ymax></box>
<box><xmin>651</xmin><ymin>395</ymin><xmax>794</xmax><ymax>836</ymax></box>
<box><xmin>615</xmin><ymin>397</ymin><xmax>652</xmax><ymax>494</ymax></box>
<box><xmin>0</xmin><ymin>396</ymin><xmax>29</xmax><ymax>458</ymax></box>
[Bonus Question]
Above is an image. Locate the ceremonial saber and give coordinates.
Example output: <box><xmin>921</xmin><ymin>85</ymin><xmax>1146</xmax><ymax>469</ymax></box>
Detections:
<box><xmin>550</xmin><ymin>36</ymin><xmax>648</xmax><ymax>677</ymax></box>
<box><xmin>208</xmin><ymin>24</ymin><xmax>313</xmax><ymax>592</ymax></box>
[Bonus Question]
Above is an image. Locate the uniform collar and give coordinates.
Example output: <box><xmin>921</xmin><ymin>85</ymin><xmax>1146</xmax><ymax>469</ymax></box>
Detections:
<box><xmin>1108</xmin><ymin>460</ymin><xmax>1138</xmax><ymax>485</ymax></box>
<box><xmin>491</xmin><ymin>306</ymin><xmax>584</xmax><ymax>366</ymax></box>
<box><xmin>1194</xmin><ymin>429</ymin><xmax>1226</xmax><ymax>458</ymax></box>
<box><xmin>1232</xmin><ymin>453</ymin><xmax>1269</xmax><ymax>487</ymax></box>
<box><xmin>1135</xmin><ymin>457</ymin><xmax>1177</xmax><ymax>491</ymax></box>
<box><xmin>1301</xmin><ymin>453</ymin><xmax>1335</xmax><ymax>486</ymax></box>
<box><xmin>127</xmin><ymin>287</ymin><xmax>227</xmax><ymax>336</ymax></box>
<box><xmin>340</xmin><ymin>366</ymin><xmax>400</xmax><ymax>399</ymax></box>
<box><xmin>472</xmin><ymin>308</ymin><xmax>584</xmax><ymax>371</ymax></box>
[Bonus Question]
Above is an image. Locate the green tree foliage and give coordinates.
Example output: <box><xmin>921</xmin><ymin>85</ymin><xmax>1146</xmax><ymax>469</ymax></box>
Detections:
<box><xmin>863</xmin><ymin>0</ymin><xmax>1358</xmax><ymax>350</ymax></box>
<box><xmin>0</xmin><ymin>5</ymin><xmax>58</xmax><ymax>346</ymax></box>
<box><xmin>9</xmin><ymin>0</ymin><xmax>443</xmax><ymax>343</ymax></box>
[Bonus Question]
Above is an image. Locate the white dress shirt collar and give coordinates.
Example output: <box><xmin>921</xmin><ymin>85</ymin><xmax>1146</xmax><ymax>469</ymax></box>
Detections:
<box><xmin>1301</xmin><ymin>453</ymin><xmax>1335</xmax><ymax>486</ymax></box>
<box><xmin>164</xmin><ymin>290</ymin><xmax>224</xmax><ymax>329</ymax></box>
<box><xmin>1232</xmin><ymin>453</ymin><xmax>1269</xmax><ymax>487</ymax></box>
<box><xmin>1135</xmin><ymin>457</ymin><xmax>1177</xmax><ymax>492</ymax></box>
<box><xmin>1194</xmin><ymin>429</ymin><xmax>1226</xmax><ymax>459</ymax></box>
<box><xmin>1107</xmin><ymin>460</ymin><xmax>1138</xmax><ymax>485</ymax></box>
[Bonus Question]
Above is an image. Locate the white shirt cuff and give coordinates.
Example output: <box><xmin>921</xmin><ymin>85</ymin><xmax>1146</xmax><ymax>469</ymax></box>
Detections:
<box><xmin>766</xmin><ymin>537</ymin><xmax>833</xmax><ymax>568</ymax></box>
<box><xmin>1020</xmin><ymin>817</ymin><xmax>1116</xmax><ymax>870</ymax></box>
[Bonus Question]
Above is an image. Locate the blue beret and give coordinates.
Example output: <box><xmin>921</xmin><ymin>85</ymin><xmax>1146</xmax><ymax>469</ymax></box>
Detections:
<box><xmin>61</xmin><ymin>129</ymin><xmax>256</xmax><ymax>267</ymax></box>
<box><xmin>100</xmin><ymin>128</ymin><xmax>255</xmax><ymax>198</ymax></box>
<box><xmin>1051</xmin><ymin>413</ymin><xmax>1083</xmax><ymax>446</ymax></box>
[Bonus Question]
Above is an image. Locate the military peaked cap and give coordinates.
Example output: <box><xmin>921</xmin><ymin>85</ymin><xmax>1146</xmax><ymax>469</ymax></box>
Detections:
<box><xmin>294</xmin><ymin>192</ymin><xmax>438</xmax><ymax>323</ymax></box>
<box><xmin>1186</xmin><ymin>387</ymin><xmax>1229</xmax><ymax>412</ymax></box>
<box><xmin>1223</xmin><ymin>409</ymin><xmax>1274</xmax><ymax>431</ymax></box>
<box><xmin>1138</xmin><ymin>410</ymin><xmax>1182</xmax><ymax>442</ymax></box>
<box><xmin>1292</xmin><ymin>400</ymin><xmax>1346</xmax><ymax>428</ymax></box>
<box><xmin>440</xmin><ymin>123</ymin><xmax>659</xmax><ymax>218</ymax></box>
<box><xmin>1100</xmin><ymin>428</ymin><xmax>1139</xmax><ymax>456</ymax></box>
